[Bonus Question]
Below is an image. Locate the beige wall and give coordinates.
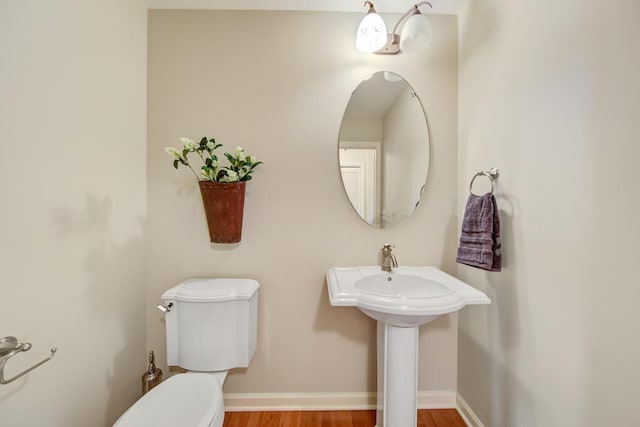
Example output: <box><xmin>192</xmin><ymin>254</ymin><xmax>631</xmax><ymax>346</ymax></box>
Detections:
<box><xmin>0</xmin><ymin>1</ymin><xmax>147</xmax><ymax>426</ymax></box>
<box><xmin>457</xmin><ymin>0</ymin><xmax>640</xmax><ymax>426</ymax></box>
<box><xmin>383</xmin><ymin>86</ymin><xmax>429</xmax><ymax>222</ymax></box>
<box><xmin>147</xmin><ymin>10</ymin><xmax>459</xmax><ymax>397</ymax></box>
<box><xmin>340</xmin><ymin>117</ymin><xmax>383</xmax><ymax>142</ymax></box>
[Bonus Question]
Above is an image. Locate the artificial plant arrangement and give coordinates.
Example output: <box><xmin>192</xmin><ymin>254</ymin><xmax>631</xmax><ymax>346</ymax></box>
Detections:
<box><xmin>165</xmin><ymin>136</ymin><xmax>262</xmax><ymax>182</ymax></box>
<box><xmin>164</xmin><ymin>136</ymin><xmax>262</xmax><ymax>243</ymax></box>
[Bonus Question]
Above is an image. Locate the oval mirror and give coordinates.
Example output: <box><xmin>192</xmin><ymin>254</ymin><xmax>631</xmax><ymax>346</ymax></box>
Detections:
<box><xmin>338</xmin><ymin>71</ymin><xmax>429</xmax><ymax>228</ymax></box>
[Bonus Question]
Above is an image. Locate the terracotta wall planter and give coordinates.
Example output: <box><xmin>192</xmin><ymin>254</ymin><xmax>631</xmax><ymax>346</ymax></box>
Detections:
<box><xmin>198</xmin><ymin>181</ymin><xmax>246</xmax><ymax>243</ymax></box>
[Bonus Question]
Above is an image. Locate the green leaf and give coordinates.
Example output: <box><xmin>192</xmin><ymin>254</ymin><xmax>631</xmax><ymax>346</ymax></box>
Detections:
<box><xmin>200</xmin><ymin>137</ymin><xmax>207</xmax><ymax>145</ymax></box>
<box><xmin>173</xmin><ymin>159</ymin><xmax>179</xmax><ymax>169</ymax></box>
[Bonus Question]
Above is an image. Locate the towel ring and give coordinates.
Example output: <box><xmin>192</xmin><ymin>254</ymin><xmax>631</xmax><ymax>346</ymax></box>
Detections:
<box><xmin>469</xmin><ymin>168</ymin><xmax>500</xmax><ymax>195</ymax></box>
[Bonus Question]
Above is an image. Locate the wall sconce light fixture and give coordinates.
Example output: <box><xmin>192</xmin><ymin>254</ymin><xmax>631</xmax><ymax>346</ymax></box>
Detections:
<box><xmin>356</xmin><ymin>1</ymin><xmax>433</xmax><ymax>55</ymax></box>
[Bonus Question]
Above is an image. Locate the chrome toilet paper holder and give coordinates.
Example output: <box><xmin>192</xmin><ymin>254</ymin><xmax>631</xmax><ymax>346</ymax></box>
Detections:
<box><xmin>0</xmin><ymin>336</ymin><xmax>57</xmax><ymax>384</ymax></box>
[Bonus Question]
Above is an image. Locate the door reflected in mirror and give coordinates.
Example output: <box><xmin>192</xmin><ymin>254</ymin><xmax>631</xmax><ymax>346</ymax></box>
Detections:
<box><xmin>338</xmin><ymin>71</ymin><xmax>429</xmax><ymax>228</ymax></box>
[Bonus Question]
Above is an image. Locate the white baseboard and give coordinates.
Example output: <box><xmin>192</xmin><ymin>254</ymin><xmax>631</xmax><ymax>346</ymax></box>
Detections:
<box><xmin>456</xmin><ymin>393</ymin><xmax>485</xmax><ymax>427</ymax></box>
<box><xmin>418</xmin><ymin>391</ymin><xmax>457</xmax><ymax>409</ymax></box>
<box><xmin>224</xmin><ymin>392</ymin><xmax>376</xmax><ymax>411</ymax></box>
<box><xmin>224</xmin><ymin>390</ymin><xmax>457</xmax><ymax>412</ymax></box>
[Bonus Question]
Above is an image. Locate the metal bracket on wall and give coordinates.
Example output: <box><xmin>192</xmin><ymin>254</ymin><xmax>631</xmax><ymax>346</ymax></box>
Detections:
<box><xmin>0</xmin><ymin>336</ymin><xmax>57</xmax><ymax>384</ymax></box>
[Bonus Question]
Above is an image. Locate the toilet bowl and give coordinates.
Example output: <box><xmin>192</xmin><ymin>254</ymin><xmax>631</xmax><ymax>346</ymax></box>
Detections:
<box><xmin>113</xmin><ymin>278</ymin><xmax>259</xmax><ymax>427</ymax></box>
<box><xmin>113</xmin><ymin>373</ymin><xmax>225</xmax><ymax>427</ymax></box>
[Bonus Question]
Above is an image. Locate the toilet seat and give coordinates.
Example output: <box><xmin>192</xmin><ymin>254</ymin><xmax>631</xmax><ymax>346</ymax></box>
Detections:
<box><xmin>113</xmin><ymin>373</ymin><xmax>224</xmax><ymax>427</ymax></box>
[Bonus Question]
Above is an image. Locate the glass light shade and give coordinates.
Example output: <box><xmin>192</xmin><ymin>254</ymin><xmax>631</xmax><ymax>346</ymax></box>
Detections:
<box><xmin>399</xmin><ymin>13</ymin><xmax>432</xmax><ymax>52</ymax></box>
<box><xmin>383</xmin><ymin>71</ymin><xmax>403</xmax><ymax>82</ymax></box>
<box><xmin>356</xmin><ymin>12</ymin><xmax>387</xmax><ymax>53</ymax></box>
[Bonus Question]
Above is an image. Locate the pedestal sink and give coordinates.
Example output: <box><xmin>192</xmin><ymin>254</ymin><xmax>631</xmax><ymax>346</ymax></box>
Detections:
<box><xmin>326</xmin><ymin>266</ymin><xmax>490</xmax><ymax>427</ymax></box>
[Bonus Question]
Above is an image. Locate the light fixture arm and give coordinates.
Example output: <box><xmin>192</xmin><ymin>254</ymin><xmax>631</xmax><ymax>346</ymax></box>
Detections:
<box><xmin>372</xmin><ymin>1</ymin><xmax>432</xmax><ymax>55</ymax></box>
<box><xmin>363</xmin><ymin>1</ymin><xmax>376</xmax><ymax>14</ymax></box>
<box><xmin>391</xmin><ymin>2</ymin><xmax>432</xmax><ymax>38</ymax></box>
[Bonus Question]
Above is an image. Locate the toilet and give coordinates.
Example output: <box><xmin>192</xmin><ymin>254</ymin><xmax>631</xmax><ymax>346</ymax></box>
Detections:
<box><xmin>114</xmin><ymin>278</ymin><xmax>259</xmax><ymax>427</ymax></box>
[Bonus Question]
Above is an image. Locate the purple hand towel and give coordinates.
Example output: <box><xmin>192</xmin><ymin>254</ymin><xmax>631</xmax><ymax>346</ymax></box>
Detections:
<box><xmin>456</xmin><ymin>193</ymin><xmax>501</xmax><ymax>272</ymax></box>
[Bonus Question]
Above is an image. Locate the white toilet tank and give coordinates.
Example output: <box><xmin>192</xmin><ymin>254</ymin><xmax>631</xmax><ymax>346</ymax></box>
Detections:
<box><xmin>161</xmin><ymin>278</ymin><xmax>259</xmax><ymax>372</ymax></box>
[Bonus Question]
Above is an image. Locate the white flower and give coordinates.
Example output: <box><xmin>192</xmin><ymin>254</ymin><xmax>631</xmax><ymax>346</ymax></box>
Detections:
<box><xmin>165</xmin><ymin>146</ymin><xmax>186</xmax><ymax>162</ymax></box>
<box><xmin>233</xmin><ymin>146</ymin><xmax>246</xmax><ymax>161</ymax></box>
<box><xmin>180</xmin><ymin>137</ymin><xmax>197</xmax><ymax>152</ymax></box>
<box><xmin>206</xmin><ymin>141</ymin><xmax>216</xmax><ymax>150</ymax></box>
<box><xmin>201</xmin><ymin>167</ymin><xmax>216</xmax><ymax>180</ymax></box>
<box><xmin>220</xmin><ymin>170</ymin><xmax>239</xmax><ymax>182</ymax></box>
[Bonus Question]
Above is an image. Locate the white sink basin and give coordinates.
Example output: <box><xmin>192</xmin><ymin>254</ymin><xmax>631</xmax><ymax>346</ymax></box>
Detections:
<box><xmin>326</xmin><ymin>265</ymin><xmax>490</xmax><ymax>427</ymax></box>
<box><xmin>355</xmin><ymin>274</ymin><xmax>451</xmax><ymax>297</ymax></box>
<box><xmin>326</xmin><ymin>266</ymin><xmax>490</xmax><ymax>326</ymax></box>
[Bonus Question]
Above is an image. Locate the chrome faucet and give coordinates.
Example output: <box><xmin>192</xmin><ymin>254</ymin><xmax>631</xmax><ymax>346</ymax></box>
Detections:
<box><xmin>380</xmin><ymin>243</ymin><xmax>398</xmax><ymax>272</ymax></box>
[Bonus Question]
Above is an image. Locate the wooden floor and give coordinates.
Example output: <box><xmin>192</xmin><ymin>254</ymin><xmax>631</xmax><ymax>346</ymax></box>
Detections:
<box><xmin>223</xmin><ymin>409</ymin><xmax>466</xmax><ymax>427</ymax></box>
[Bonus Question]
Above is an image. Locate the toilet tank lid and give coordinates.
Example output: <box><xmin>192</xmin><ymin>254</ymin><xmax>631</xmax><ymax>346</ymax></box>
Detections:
<box><xmin>161</xmin><ymin>278</ymin><xmax>260</xmax><ymax>302</ymax></box>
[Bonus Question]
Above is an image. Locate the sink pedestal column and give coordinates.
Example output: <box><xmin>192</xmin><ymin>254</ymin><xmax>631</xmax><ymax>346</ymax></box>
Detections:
<box><xmin>376</xmin><ymin>321</ymin><xmax>418</xmax><ymax>427</ymax></box>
